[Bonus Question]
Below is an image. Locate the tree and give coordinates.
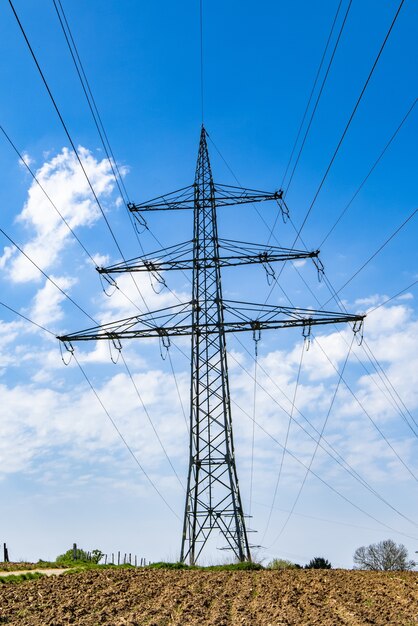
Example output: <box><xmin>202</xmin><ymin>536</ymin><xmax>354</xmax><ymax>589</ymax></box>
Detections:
<box><xmin>353</xmin><ymin>539</ymin><xmax>416</xmax><ymax>571</ymax></box>
<box><xmin>305</xmin><ymin>557</ymin><xmax>332</xmax><ymax>569</ymax></box>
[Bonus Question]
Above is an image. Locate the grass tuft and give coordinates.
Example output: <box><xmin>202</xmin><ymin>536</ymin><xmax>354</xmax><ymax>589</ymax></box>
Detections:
<box><xmin>0</xmin><ymin>572</ymin><xmax>45</xmax><ymax>585</ymax></box>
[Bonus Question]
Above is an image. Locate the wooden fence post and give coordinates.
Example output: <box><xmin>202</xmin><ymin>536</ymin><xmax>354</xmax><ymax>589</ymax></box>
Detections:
<box><xmin>72</xmin><ymin>543</ymin><xmax>77</xmax><ymax>561</ymax></box>
<box><xmin>3</xmin><ymin>543</ymin><xmax>9</xmax><ymax>563</ymax></box>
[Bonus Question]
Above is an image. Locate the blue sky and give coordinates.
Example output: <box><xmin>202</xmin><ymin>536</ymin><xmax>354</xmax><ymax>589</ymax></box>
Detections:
<box><xmin>0</xmin><ymin>0</ymin><xmax>417</xmax><ymax>567</ymax></box>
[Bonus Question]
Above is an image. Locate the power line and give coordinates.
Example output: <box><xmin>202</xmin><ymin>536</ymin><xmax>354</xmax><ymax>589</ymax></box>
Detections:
<box><xmin>268</xmin><ymin>333</ymin><xmax>355</xmax><ymax>547</ymax></box>
<box><xmin>263</xmin><ymin>220</ymin><xmax>418</xmax><ymax>484</ymax></box>
<box><xmin>248</xmin><ymin>337</ymin><xmax>259</xmax><ymax>519</ymax></box>
<box><xmin>8</xmin><ymin>0</ymin><xmax>126</xmax><ymax>262</ymax></box>
<box><xmin>74</xmin><ymin>354</ymin><xmax>180</xmax><ymax>520</ymax></box>
<box><xmin>199</xmin><ymin>0</ymin><xmax>204</xmax><ymax>124</ymax></box>
<box><xmin>280</xmin><ymin>0</ymin><xmax>345</xmax><ymax>191</ymax></box>
<box><xmin>316</xmin><ymin>271</ymin><xmax>418</xmax><ymax>438</ymax></box>
<box><xmin>319</xmin><ymin>97</ymin><xmax>418</xmax><ymax>248</ymax></box>
<box><xmin>292</xmin><ymin>0</ymin><xmax>406</xmax><ymax>246</ymax></box>
<box><xmin>283</xmin><ymin>0</ymin><xmax>352</xmax><ymax>197</ymax></box>
<box><xmin>0</xmin><ymin>226</ymin><xmax>97</xmax><ymax>325</ymax></box>
<box><xmin>227</xmin><ymin>339</ymin><xmax>416</xmax><ymax>528</ymax></box>
<box><xmin>280</xmin><ymin>215</ymin><xmax>418</xmax><ymax>440</ymax></box>
<box><xmin>52</xmin><ymin>0</ymin><xmax>130</xmax><ymax>206</ymax></box>
<box><xmin>368</xmin><ymin>281</ymin><xmax>418</xmax><ymax>314</ymax></box>
<box><xmin>0</xmin><ymin>297</ymin><xmax>180</xmax><ymax>517</ymax></box>
<box><xmin>48</xmin><ymin>0</ymin><xmax>203</xmax><ymax>341</ymax></box>
<box><xmin>322</xmin><ymin>205</ymin><xmax>418</xmax><ymax>307</ymax></box>
<box><xmin>261</xmin><ymin>341</ymin><xmax>305</xmax><ymax>542</ymax></box>
<box><xmin>315</xmin><ymin>333</ymin><xmax>418</xmax><ymax>484</ymax></box>
<box><xmin>283</xmin><ymin>230</ymin><xmax>418</xmax><ymax>439</ymax></box>
<box><xmin>0</xmin><ymin>300</ymin><xmax>56</xmax><ymax>337</ymax></box>
<box><xmin>2</xmin><ymin>107</ymin><xmax>195</xmax><ymax>498</ymax></box>
<box><xmin>230</xmin><ymin>390</ymin><xmax>418</xmax><ymax>538</ymax></box>
<box><xmin>120</xmin><ymin>351</ymin><xmax>185</xmax><ymax>492</ymax></box>
<box><xmin>0</xmin><ymin>124</ymin><xmax>97</xmax><ymax>266</ymax></box>
<box><xmin>208</xmin><ymin>130</ymin><xmax>418</xmax><ymax>493</ymax></box>
<box><xmin>253</xmin><ymin>499</ymin><xmax>418</xmax><ymax>541</ymax></box>
<box><xmin>0</xmin><ymin>195</ymin><xmax>187</xmax><ymax>493</ymax></box>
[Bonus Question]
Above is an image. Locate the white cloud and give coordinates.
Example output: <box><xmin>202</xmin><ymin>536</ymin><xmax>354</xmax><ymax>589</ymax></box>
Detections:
<box><xmin>6</xmin><ymin>146</ymin><xmax>115</xmax><ymax>283</ymax></box>
<box><xmin>19</xmin><ymin>151</ymin><xmax>34</xmax><ymax>168</ymax></box>
<box><xmin>0</xmin><ymin>246</ymin><xmax>14</xmax><ymax>269</ymax></box>
<box><xmin>28</xmin><ymin>275</ymin><xmax>77</xmax><ymax>327</ymax></box>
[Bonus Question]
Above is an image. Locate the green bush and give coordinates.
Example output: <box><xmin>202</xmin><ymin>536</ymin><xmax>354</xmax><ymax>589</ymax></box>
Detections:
<box><xmin>146</xmin><ymin>560</ymin><xmax>263</xmax><ymax>571</ymax></box>
<box><xmin>147</xmin><ymin>561</ymin><xmax>192</xmax><ymax>570</ymax></box>
<box><xmin>55</xmin><ymin>547</ymin><xmax>103</xmax><ymax>565</ymax></box>
<box><xmin>305</xmin><ymin>557</ymin><xmax>332</xmax><ymax>569</ymax></box>
<box><xmin>267</xmin><ymin>558</ymin><xmax>301</xmax><ymax>570</ymax></box>
<box><xmin>207</xmin><ymin>561</ymin><xmax>263</xmax><ymax>571</ymax></box>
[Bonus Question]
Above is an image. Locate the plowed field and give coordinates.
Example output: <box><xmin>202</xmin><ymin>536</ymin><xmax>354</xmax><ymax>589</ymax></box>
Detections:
<box><xmin>0</xmin><ymin>568</ymin><xmax>417</xmax><ymax>625</ymax></box>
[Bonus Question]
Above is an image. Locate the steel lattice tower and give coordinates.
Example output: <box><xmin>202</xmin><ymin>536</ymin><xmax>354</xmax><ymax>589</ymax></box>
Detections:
<box><xmin>59</xmin><ymin>126</ymin><xmax>364</xmax><ymax>564</ymax></box>
<box><xmin>181</xmin><ymin>129</ymin><xmax>250</xmax><ymax>563</ymax></box>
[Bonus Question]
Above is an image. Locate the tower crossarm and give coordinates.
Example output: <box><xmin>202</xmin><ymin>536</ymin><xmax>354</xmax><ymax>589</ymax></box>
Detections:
<box><xmin>127</xmin><ymin>183</ymin><xmax>283</xmax><ymax>212</ymax></box>
<box><xmin>97</xmin><ymin>239</ymin><xmax>319</xmax><ymax>274</ymax></box>
<box><xmin>57</xmin><ymin>300</ymin><xmax>364</xmax><ymax>343</ymax></box>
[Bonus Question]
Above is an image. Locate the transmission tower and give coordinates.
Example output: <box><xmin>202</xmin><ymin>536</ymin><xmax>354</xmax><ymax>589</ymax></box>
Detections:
<box><xmin>59</xmin><ymin>126</ymin><xmax>364</xmax><ymax>564</ymax></box>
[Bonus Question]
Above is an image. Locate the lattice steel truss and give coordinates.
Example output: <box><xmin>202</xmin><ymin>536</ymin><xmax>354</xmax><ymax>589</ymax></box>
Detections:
<box><xmin>59</xmin><ymin>126</ymin><xmax>364</xmax><ymax>564</ymax></box>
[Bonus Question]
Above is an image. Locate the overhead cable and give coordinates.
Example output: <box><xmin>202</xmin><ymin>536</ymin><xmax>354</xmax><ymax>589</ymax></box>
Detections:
<box><xmin>230</xmin><ymin>391</ymin><xmax>418</xmax><ymax>537</ymax></box>
<box><xmin>8</xmin><ymin>0</ymin><xmax>126</xmax><ymax>261</ymax></box>
<box><xmin>0</xmin><ymin>226</ymin><xmax>97</xmax><ymax>325</ymax></box>
<box><xmin>74</xmin><ymin>354</ymin><xmax>181</xmax><ymax>520</ymax></box>
<box><xmin>292</xmin><ymin>0</ymin><xmax>406</xmax><ymax>245</ymax></box>
<box><xmin>321</xmin><ymin>205</ymin><xmax>418</xmax><ymax>307</ymax></box>
<box><xmin>52</xmin><ymin>0</ymin><xmax>130</xmax><ymax>205</ymax></box>
<box><xmin>319</xmin><ymin>97</ymin><xmax>418</xmax><ymax>248</ymax></box>
<box><xmin>0</xmin><ymin>300</ymin><xmax>56</xmax><ymax>337</ymax></box>
<box><xmin>227</xmin><ymin>341</ymin><xmax>415</xmax><ymax>527</ymax></box>
<box><xmin>283</xmin><ymin>0</ymin><xmax>352</xmax><ymax>197</ymax></box>
<box><xmin>267</xmin><ymin>333</ymin><xmax>355</xmax><ymax>547</ymax></box>
<box><xmin>261</xmin><ymin>341</ymin><xmax>305</xmax><ymax>542</ymax></box>
<box><xmin>0</xmin><ymin>297</ymin><xmax>179</xmax><ymax>518</ymax></box>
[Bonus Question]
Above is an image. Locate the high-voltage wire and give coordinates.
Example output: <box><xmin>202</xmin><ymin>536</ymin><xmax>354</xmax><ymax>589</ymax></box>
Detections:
<box><xmin>0</xmin><ymin>226</ymin><xmax>97</xmax><ymax>325</ymax></box>
<box><xmin>280</xmin><ymin>0</ymin><xmax>345</xmax><ymax>191</ymax></box>
<box><xmin>321</xmin><ymin>206</ymin><xmax>418</xmax><ymax>308</ymax></box>
<box><xmin>261</xmin><ymin>341</ymin><xmax>305</xmax><ymax>543</ymax></box>
<box><xmin>52</xmin><ymin>0</ymin><xmax>130</xmax><ymax>205</ymax></box>
<box><xmin>74</xmin><ymin>353</ymin><xmax>181</xmax><ymax>520</ymax></box>
<box><xmin>207</xmin><ymin>130</ymin><xmax>417</xmax><ymax>484</ymax></box>
<box><xmin>267</xmin><ymin>332</ymin><xmax>355</xmax><ymax>547</ymax></box>
<box><xmin>0</xmin><ymin>297</ymin><xmax>181</xmax><ymax>517</ymax></box>
<box><xmin>230</xmin><ymin>390</ymin><xmax>418</xmax><ymax>537</ymax></box>
<box><xmin>0</xmin><ymin>300</ymin><xmax>56</xmax><ymax>337</ymax></box>
<box><xmin>292</xmin><ymin>0</ymin><xmax>406</xmax><ymax>246</ymax></box>
<box><xmin>227</xmin><ymin>341</ymin><xmax>417</xmax><ymax>530</ymax></box>
<box><xmin>283</xmin><ymin>0</ymin><xmax>352</xmax><ymax>198</ymax></box>
<box><xmin>210</xmin><ymin>125</ymin><xmax>417</xmax><ymax>464</ymax></box>
<box><xmin>8</xmin><ymin>0</ymin><xmax>125</xmax><ymax>261</ymax></box>
<box><xmin>319</xmin><ymin>98</ymin><xmax>418</xmax><ymax>248</ymax></box>
<box><xmin>0</xmin><ymin>155</ymin><xmax>182</xmax><ymax>484</ymax></box>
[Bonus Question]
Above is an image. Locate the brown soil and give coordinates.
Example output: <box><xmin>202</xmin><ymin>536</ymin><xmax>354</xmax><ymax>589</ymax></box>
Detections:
<box><xmin>0</xmin><ymin>568</ymin><xmax>417</xmax><ymax>625</ymax></box>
